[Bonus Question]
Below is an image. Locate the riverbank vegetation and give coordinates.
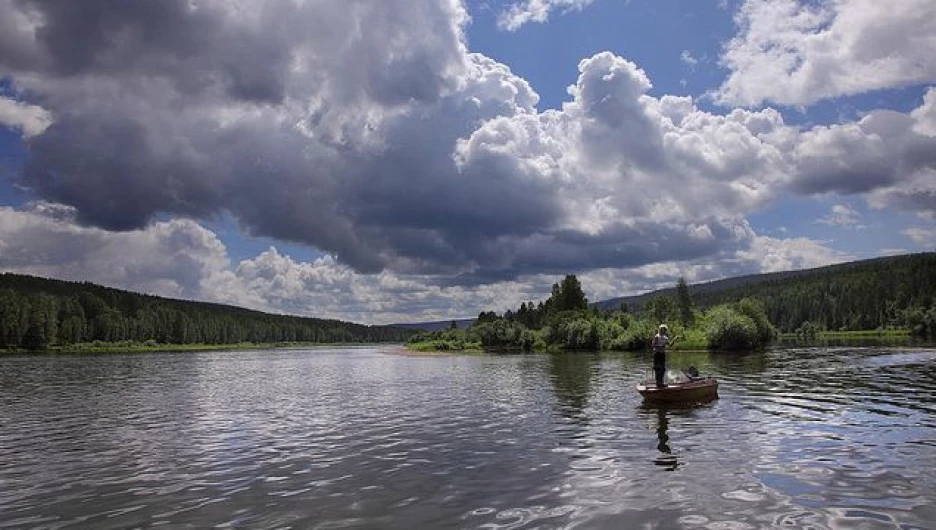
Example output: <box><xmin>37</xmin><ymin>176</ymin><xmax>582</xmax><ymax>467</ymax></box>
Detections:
<box><xmin>0</xmin><ymin>274</ymin><xmax>415</xmax><ymax>352</ymax></box>
<box><xmin>409</xmin><ymin>253</ymin><xmax>936</xmax><ymax>354</ymax></box>
<box><xmin>408</xmin><ymin>275</ymin><xmax>776</xmax><ymax>353</ymax></box>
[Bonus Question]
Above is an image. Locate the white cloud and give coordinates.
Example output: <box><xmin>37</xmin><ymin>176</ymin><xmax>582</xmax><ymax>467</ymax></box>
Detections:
<box><xmin>680</xmin><ymin>50</ymin><xmax>699</xmax><ymax>69</ymax></box>
<box><xmin>578</xmin><ymin>233</ymin><xmax>855</xmax><ymax>301</ymax></box>
<box><xmin>817</xmin><ymin>204</ymin><xmax>864</xmax><ymax>229</ymax></box>
<box><xmin>718</xmin><ymin>0</ymin><xmax>936</xmax><ymax>107</ymax></box>
<box><xmin>788</xmin><ymin>91</ymin><xmax>936</xmax><ymax>218</ymax></box>
<box><xmin>0</xmin><ymin>203</ymin><xmax>228</xmax><ymax>299</ymax></box>
<box><xmin>0</xmin><ymin>204</ymin><xmax>856</xmax><ymax>324</ymax></box>
<box><xmin>735</xmin><ymin>235</ymin><xmax>855</xmax><ymax>273</ymax></box>
<box><xmin>498</xmin><ymin>0</ymin><xmax>596</xmax><ymax>31</ymax></box>
<box><xmin>911</xmin><ymin>87</ymin><xmax>936</xmax><ymax>136</ymax></box>
<box><xmin>902</xmin><ymin>227</ymin><xmax>936</xmax><ymax>247</ymax></box>
<box><xmin>0</xmin><ymin>204</ymin><xmax>556</xmax><ymax>324</ymax></box>
<box><xmin>876</xmin><ymin>248</ymin><xmax>910</xmax><ymax>257</ymax></box>
<box><xmin>0</xmin><ymin>97</ymin><xmax>52</xmax><ymax>137</ymax></box>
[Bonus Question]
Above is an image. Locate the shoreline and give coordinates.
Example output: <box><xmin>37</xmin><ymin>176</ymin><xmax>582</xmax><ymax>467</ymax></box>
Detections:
<box><xmin>388</xmin><ymin>345</ymin><xmax>465</xmax><ymax>357</ymax></box>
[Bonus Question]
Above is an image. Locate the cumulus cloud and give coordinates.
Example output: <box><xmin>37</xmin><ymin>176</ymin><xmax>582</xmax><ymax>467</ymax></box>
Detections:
<box><xmin>817</xmin><ymin>204</ymin><xmax>864</xmax><ymax>229</ymax></box>
<box><xmin>0</xmin><ymin>203</ymin><xmax>229</xmax><ymax>299</ymax></box>
<box><xmin>0</xmin><ymin>203</ymin><xmax>518</xmax><ymax>323</ymax></box>
<box><xmin>0</xmin><ymin>96</ymin><xmax>51</xmax><ymax>137</ymax></box>
<box><xmin>2</xmin><ymin>0</ymin><xmax>474</xmax><ymax>272</ymax></box>
<box><xmin>583</xmin><ymin>233</ymin><xmax>855</xmax><ymax>297</ymax></box>
<box><xmin>0</xmin><ymin>1</ymin><xmax>781</xmax><ymax>282</ymax></box>
<box><xmin>718</xmin><ymin>0</ymin><xmax>936</xmax><ymax>107</ymax></box>
<box><xmin>911</xmin><ymin>87</ymin><xmax>936</xmax><ymax>136</ymax></box>
<box><xmin>734</xmin><ymin>235</ymin><xmax>854</xmax><ymax>273</ymax></box>
<box><xmin>0</xmin><ymin>204</ymin><xmax>854</xmax><ymax>323</ymax></box>
<box><xmin>0</xmin><ymin>0</ymin><xmax>932</xmax><ymax>294</ymax></box>
<box><xmin>902</xmin><ymin>227</ymin><xmax>936</xmax><ymax>248</ymax></box>
<box><xmin>497</xmin><ymin>0</ymin><xmax>596</xmax><ymax>31</ymax></box>
<box><xmin>790</xmin><ymin>91</ymin><xmax>936</xmax><ymax>217</ymax></box>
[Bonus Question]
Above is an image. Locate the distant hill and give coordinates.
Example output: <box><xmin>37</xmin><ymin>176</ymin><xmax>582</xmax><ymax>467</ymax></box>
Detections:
<box><xmin>592</xmin><ymin>259</ymin><xmax>859</xmax><ymax>311</ymax></box>
<box><xmin>0</xmin><ymin>273</ymin><xmax>415</xmax><ymax>350</ymax></box>
<box><xmin>391</xmin><ymin>319</ymin><xmax>476</xmax><ymax>332</ymax></box>
<box><xmin>398</xmin><ymin>252</ymin><xmax>936</xmax><ymax>334</ymax></box>
<box><xmin>596</xmin><ymin>252</ymin><xmax>936</xmax><ymax>333</ymax></box>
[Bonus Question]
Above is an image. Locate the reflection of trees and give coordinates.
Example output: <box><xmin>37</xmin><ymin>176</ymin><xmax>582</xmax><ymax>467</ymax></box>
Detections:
<box><xmin>548</xmin><ymin>352</ymin><xmax>598</xmax><ymax>424</ymax></box>
<box><xmin>708</xmin><ymin>350</ymin><xmax>768</xmax><ymax>374</ymax></box>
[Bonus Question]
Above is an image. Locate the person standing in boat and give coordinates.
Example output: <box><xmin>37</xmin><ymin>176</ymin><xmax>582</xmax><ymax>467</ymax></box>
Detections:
<box><xmin>650</xmin><ymin>324</ymin><xmax>677</xmax><ymax>388</ymax></box>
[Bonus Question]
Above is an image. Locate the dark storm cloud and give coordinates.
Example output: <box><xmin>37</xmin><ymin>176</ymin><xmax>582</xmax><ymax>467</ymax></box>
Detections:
<box><xmin>509</xmin><ymin>220</ymin><xmax>743</xmax><ymax>273</ymax></box>
<box><xmin>2</xmin><ymin>0</ymin><xmax>475</xmax><ymax>274</ymax></box>
<box><xmin>23</xmin><ymin>113</ymin><xmax>219</xmax><ymax>230</ymax></box>
<box><xmin>6</xmin><ymin>0</ymin><xmax>291</xmax><ymax>103</ymax></box>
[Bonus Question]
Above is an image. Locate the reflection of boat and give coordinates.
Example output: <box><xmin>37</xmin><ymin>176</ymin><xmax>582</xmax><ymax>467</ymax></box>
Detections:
<box><xmin>636</xmin><ymin>376</ymin><xmax>718</xmax><ymax>403</ymax></box>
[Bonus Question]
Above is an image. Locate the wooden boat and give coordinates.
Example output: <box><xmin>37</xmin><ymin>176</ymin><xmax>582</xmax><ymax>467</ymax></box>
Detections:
<box><xmin>637</xmin><ymin>376</ymin><xmax>718</xmax><ymax>403</ymax></box>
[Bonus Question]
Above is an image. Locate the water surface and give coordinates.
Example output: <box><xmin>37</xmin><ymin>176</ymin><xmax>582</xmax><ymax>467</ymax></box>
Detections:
<box><xmin>1</xmin><ymin>346</ymin><xmax>935</xmax><ymax>529</ymax></box>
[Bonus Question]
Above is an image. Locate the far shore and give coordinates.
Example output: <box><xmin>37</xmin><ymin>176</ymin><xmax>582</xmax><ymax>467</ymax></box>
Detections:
<box><xmin>2</xmin><ymin>341</ymin><xmax>405</xmax><ymax>355</ymax></box>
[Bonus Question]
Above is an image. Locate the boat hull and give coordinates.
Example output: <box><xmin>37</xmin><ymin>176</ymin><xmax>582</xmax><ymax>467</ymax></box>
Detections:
<box><xmin>637</xmin><ymin>377</ymin><xmax>718</xmax><ymax>403</ymax></box>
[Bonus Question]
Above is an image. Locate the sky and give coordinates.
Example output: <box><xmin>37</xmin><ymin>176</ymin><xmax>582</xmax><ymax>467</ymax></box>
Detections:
<box><xmin>0</xmin><ymin>0</ymin><xmax>934</xmax><ymax>325</ymax></box>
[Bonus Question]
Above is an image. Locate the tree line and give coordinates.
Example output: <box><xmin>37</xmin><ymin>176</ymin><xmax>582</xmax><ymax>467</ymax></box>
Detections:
<box><xmin>641</xmin><ymin>252</ymin><xmax>936</xmax><ymax>338</ymax></box>
<box><xmin>0</xmin><ymin>273</ymin><xmax>414</xmax><ymax>351</ymax></box>
<box><xmin>410</xmin><ymin>253</ymin><xmax>936</xmax><ymax>354</ymax></box>
<box><xmin>409</xmin><ymin>275</ymin><xmax>776</xmax><ymax>353</ymax></box>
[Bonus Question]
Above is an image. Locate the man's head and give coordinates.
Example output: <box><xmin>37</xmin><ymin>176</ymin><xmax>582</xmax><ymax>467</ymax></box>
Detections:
<box><xmin>659</xmin><ymin>324</ymin><xmax>668</xmax><ymax>334</ymax></box>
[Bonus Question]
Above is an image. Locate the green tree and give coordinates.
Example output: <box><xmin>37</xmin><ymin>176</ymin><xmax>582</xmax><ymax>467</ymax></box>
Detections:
<box><xmin>477</xmin><ymin>311</ymin><xmax>498</xmax><ymax>324</ymax></box>
<box><xmin>646</xmin><ymin>295</ymin><xmax>675</xmax><ymax>326</ymax></box>
<box><xmin>549</xmin><ymin>275</ymin><xmax>588</xmax><ymax>313</ymax></box>
<box><xmin>676</xmin><ymin>277</ymin><xmax>694</xmax><ymax>327</ymax></box>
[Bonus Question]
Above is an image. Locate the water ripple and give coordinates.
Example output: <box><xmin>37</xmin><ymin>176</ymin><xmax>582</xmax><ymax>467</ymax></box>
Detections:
<box><xmin>1</xmin><ymin>346</ymin><xmax>935</xmax><ymax>528</ymax></box>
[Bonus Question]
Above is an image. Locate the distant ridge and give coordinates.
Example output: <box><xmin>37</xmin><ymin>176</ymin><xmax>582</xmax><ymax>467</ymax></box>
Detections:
<box><xmin>390</xmin><ymin>319</ymin><xmax>475</xmax><ymax>332</ymax></box>
<box><xmin>592</xmin><ymin>252</ymin><xmax>935</xmax><ymax>312</ymax></box>
<box><xmin>0</xmin><ymin>273</ymin><xmax>414</xmax><ymax>350</ymax></box>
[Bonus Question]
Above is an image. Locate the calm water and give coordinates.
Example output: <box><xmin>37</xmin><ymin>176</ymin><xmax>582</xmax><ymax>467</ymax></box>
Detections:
<box><xmin>1</xmin><ymin>346</ymin><xmax>935</xmax><ymax>529</ymax></box>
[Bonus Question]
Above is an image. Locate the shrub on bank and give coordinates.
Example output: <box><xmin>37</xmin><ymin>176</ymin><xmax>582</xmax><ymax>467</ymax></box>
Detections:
<box><xmin>473</xmin><ymin>319</ymin><xmax>535</xmax><ymax>352</ymax></box>
<box><xmin>544</xmin><ymin>312</ymin><xmax>600</xmax><ymax>350</ymax></box>
<box><xmin>607</xmin><ymin>319</ymin><xmax>655</xmax><ymax>351</ymax></box>
<box><xmin>704</xmin><ymin>305</ymin><xmax>760</xmax><ymax>351</ymax></box>
<box><xmin>735</xmin><ymin>298</ymin><xmax>777</xmax><ymax>345</ymax></box>
<box><xmin>406</xmin><ymin>328</ymin><xmax>481</xmax><ymax>352</ymax></box>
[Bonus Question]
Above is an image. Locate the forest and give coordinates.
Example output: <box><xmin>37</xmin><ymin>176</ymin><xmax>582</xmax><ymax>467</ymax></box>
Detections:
<box><xmin>639</xmin><ymin>252</ymin><xmax>936</xmax><ymax>337</ymax></box>
<box><xmin>0</xmin><ymin>274</ymin><xmax>414</xmax><ymax>351</ymax></box>
<box><xmin>408</xmin><ymin>253</ymin><xmax>936</xmax><ymax>353</ymax></box>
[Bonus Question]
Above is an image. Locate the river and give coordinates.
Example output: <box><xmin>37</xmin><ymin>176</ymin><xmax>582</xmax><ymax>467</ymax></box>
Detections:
<box><xmin>1</xmin><ymin>345</ymin><xmax>934</xmax><ymax>529</ymax></box>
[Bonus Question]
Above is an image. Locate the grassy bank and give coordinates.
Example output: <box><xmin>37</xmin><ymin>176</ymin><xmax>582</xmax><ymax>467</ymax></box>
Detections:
<box><xmin>405</xmin><ymin>339</ymin><xmax>484</xmax><ymax>354</ymax></box>
<box><xmin>778</xmin><ymin>329</ymin><xmax>912</xmax><ymax>341</ymax></box>
<box><xmin>405</xmin><ymin>331</ymin><xmax>708</xmax><ymax>355</ymax></box>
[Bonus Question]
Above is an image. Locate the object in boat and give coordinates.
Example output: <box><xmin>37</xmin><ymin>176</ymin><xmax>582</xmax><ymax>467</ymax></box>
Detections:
<box><xmin>637</xmin><ymin>369</ymin><xmax>718</xmax><ymax>403</ymax></box>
